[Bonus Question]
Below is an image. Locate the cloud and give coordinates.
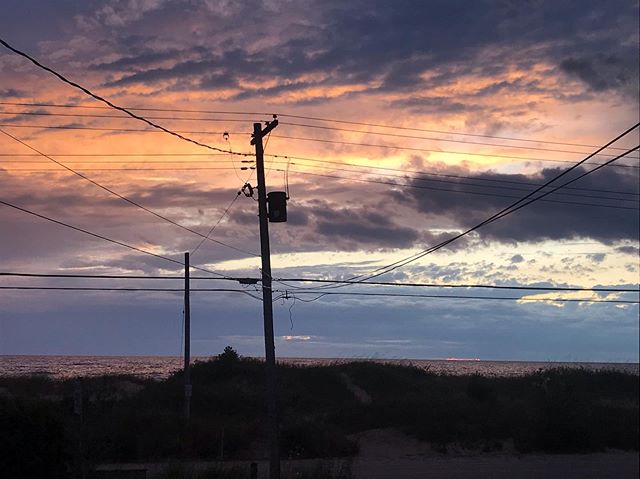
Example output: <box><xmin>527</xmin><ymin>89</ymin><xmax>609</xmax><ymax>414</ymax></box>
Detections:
<box><xmin>616</xmin><ymin>245</ymin><xmax>640</xmax><ymax>256</ymax></box>
<box><xmin>404</xmin><ymin>164</ymin><xmax>640</xmax><ymax>243</ymax></box>
<box><xmin>560</xmin><ymin>55</ymin><xmax>639</xmax><ymax>98</ymax></box>
<box><xmin>587</xmin><ymin>253</ymin><xmax>606</xmax><ymax>263</ymax></box>
<box><xmin>511</xmin><ymin>254</ymin><xmax>525</xmax><ymax>264</ymax></box>
<box><xmin>0</xmin><ymin>88</ymin><xmax>26</xmax><ymax>98</ymax></box>
<box><xmin>55</xmin><ymin>0</ymin><xmax>635</xmax><ymax>108</ymax></box>
<box><xmin>282</xmin><ymin>335</ymin><xmax>312</xmax><ymax>341</ymax></box>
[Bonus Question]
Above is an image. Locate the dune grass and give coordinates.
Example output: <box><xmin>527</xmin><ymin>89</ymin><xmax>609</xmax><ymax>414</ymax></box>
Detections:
<box><xmin>1</xmin><ymin>350</ymin><xmax>637</xmax><ymax>477</ymax></box>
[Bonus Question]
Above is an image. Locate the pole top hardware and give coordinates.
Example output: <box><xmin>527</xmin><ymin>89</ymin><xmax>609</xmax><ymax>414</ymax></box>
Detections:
<box><xmin>241</xmin><ymin>182</ymin><xmax>254</xmax><ymax>198</ymax></box>
<box><xmin>251</xmin><ymin>118</ymin><xmax>279</xmax><ymax>145</ymax></box>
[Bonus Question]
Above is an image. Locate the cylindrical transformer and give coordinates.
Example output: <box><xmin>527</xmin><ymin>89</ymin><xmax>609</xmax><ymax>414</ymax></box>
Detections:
<box><xmin>267</xmin><ymin>191</ymin><xmax>287</xmax><ymax>222</ymax></box>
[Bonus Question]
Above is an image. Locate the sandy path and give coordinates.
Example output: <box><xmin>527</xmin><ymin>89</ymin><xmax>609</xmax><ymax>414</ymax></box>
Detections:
<box><xmin>352</xmin><ymin>429</ymin><xmax>639</xmax><ymax>479</ymax></box>
<box><xmin>352</xmin><ymin>454</ymin><xmax>639</xmax><ymax>479</ymax></box>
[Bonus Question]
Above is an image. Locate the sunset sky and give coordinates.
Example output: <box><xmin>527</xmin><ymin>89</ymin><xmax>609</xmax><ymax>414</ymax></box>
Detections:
<box><xmin>0</xmin><ymin>0</ymin><xmax>638</xmax><ymax>361</ymax></box>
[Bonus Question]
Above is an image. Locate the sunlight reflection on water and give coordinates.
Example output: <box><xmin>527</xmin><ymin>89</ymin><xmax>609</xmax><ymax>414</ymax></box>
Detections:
<box><xmin>1</xmin><ymin>355</ymin><xmax>637</xmax><ymax>380</ymax></box>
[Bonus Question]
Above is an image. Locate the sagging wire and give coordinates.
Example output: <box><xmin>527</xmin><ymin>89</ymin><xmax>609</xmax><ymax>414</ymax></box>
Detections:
<box><xmin>225</xmin><ymin>131</ymin><xmax>245</xmax><ymax>183</ymax></box>
<box><xmin>288</xmin><ymin>293</ymin><xmax>297</xmax><ymax>330</ymax></box>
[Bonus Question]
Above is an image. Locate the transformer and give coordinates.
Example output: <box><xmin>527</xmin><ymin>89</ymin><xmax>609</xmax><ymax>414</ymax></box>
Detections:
<box><xmin>267</xmin><ymin>191</ymin><xmax>287</xmax><ymax>222</ymax></box>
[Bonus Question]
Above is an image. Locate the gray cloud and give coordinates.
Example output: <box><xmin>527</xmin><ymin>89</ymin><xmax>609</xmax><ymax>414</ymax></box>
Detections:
<box><xmin>511</xmin><ymin>254</ymin><xmax>525</xmax><ymax>264</ymax></box>
<box><xmin>0</xmin><ymin>88</ymin><xmax>26</xmax><ymax>98</ymax></box>
<box><xmin>60</xmin><ymin>0</ymin><xmax>637</xmax><ymax>105</ymax></box>
<box><xmin>404</xmin><ymin>164</ymin><xmax>640</xmax><ymax>243</ymax></box>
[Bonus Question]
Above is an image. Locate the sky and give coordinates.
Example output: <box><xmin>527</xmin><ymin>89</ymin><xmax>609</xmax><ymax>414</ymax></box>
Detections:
<box><xmin>0</xmin><ymin>0</ymin><xmax>638</xmax><ymax>362</ymax></box>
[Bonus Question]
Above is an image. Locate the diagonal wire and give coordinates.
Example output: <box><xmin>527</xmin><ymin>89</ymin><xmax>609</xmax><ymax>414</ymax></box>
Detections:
<box><xmin>0</xmin><ymin>127</ymin><xmax>258</xmax><ymax>257</ymax></box>
<box><xmin>0</xmin><ymin>38</ymin><xmax>253</xmax><ymax>156</ymax></box>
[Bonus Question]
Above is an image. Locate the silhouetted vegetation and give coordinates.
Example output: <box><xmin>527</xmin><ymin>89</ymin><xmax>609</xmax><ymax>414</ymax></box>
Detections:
<box><xmin>0</xmin><ymin>350</ymin><xmax>637</xmax><ymax>477</ymax></box>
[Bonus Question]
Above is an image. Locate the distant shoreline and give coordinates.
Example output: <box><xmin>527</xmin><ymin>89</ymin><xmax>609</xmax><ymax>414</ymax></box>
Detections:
<box><xmin>2</xmin><ymin>353</ymin><xmax>638</xmax><ymax>364</ymax></box>
<box><xmin>1</xmin><ymin>354</ymin><xmax>637</xmax><ymax>380</ymax></box>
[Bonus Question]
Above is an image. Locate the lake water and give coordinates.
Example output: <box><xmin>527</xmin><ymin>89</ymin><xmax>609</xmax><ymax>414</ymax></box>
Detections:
<box><xmin>1</xmin><ymin>355</ymin><xmax>637</xmax><ymax>380</ymax></box>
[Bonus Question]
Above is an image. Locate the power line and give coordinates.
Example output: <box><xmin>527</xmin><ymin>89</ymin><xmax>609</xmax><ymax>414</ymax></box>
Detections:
<box><xmin>270</xmin><ymin>134</ymin><xmax>640</xmax><ymax>167</ymax></box>
<box><xmin>486</xmin><ymin>146</ymin><xmax>640</xmax><ymax>227</ymax></box>
<box><xmin>1</xmin><ymin>100</ymin><xmax>634</xmax><ymax>153</ymax></box>
<box><xmin>4</xmin><ymin>162</ymin><xmax>635</xmax><ymax>208</ymax></box>
<box><xmin>3</xmin><ymin>110</ymin><xmax>637</xmax><ymax>159</ymax></box>
<box><xmin>277</xmin><ymin>163</ymin><xmax>638</xmax><ymax>203</ymax></box>
<box><xmin>191</xmin><ymin>191</ymin><xmax>243</xmax><ymax>257</ymax></box>
<box><xmin>0</xmin><ymin>123</ymin><xmax>256</xmax><ymax>142</ymax></box>
<box><xmin>2</xmin><ymin>122</ymin><xmax>637</xmax><ymax>169</ymax></box>
<box><xmin>0</xmin><ymin>286</ymin><xmax>634</xmax><ymax>304</ymax></box>
<box><xmin>0</xmin><ymin>153</ymin><xmax>231</xmax><ymax>157</ymax></box>
<box><xmin>0</xmin><ymin>110</ymin><xmax>254</xmax><ymax>125</ymax></box>
<box><xmin>272</xmin><ymin>277</ymin><xmax>639</xmax><ymax>293</ymax></box>
<box><xmin>282</xmin><ymin>167</ymin><xmax>639</xmax><ymax>211</ymax></box>
<box><xmin>315</xmin><ymin>127</ymin><xmax>639</xmax><ymax>287</ymax></box>
<box><xmin>275</xmin><ymin>114</ymin><xmax>639</xmax><ymax>153</ymax></box>
<box><xmin>2</xmin><ymin>167</ymin><xmax>241</xmax><ymax>172</ymax></box>
<box><xmin>0</xmin><ymin>101</ymin><xmax>269</xmax><ymax>117</ymax></box>
<box><xmin>265</xmin><ymin>154</ymin><xmax>640</xmax><ymax>196</ymax></box>
<box><xmin>273</xmin><ymin>290</ymin><xmax>638</xmax><ymax>304</ymax></box>
<box><xmin>0</xmin><ymin>197</ymin><xmax>228</xmax><ymax>278</ymax></box>
<box><xmin>0</xmin><ymin>286</ymin><xmax>262</xmax><ymax>299</ymax></box>
<box><xmin>281</xmin><ymin>121</ymin><xmax>639</xmax><ymax>158</ymax></box>
<box><xmin>0</xmin><ymin>127</ymin><xmax>258</xmax><ymax>257</ymax></box>
<box><xmin>0</xmin><ymin>272</ymin><xmax>258</xmax><ymax>282</ymax></box>
<box><xmin>2</xmin><ymin>272</ymin><xmax>636</xmax><ymax>293</ymax></box>
<box><xmin>355</xmin><ymin>139</ymin><xmax>640</xmax><ymax>283</ymax></box>
<box><xmin>3</xmin><ymin>152</ymin><xmax>637</xmax><ymax>197</ymax></box>
<box><xmin>0</xmin><ymin>38</ymin><xmax>253</xmax><ymax>157</ymax></box>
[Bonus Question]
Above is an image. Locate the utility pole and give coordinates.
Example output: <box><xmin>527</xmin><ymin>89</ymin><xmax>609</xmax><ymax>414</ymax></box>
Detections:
<box><xmin>251</xmin><ymin>119</ymin><xmax>280</xmax><ymax>479</ymax></box>
<box><xmin>184</xmin><ymin>252</ymin><xmax>191</xmax><ymax>422</ymax></box>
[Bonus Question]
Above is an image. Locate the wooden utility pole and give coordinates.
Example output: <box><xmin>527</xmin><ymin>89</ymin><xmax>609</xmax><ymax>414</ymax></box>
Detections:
<box><xmin>251</xmin><ymin>119</ymin><xmax>280</xmax><ymax>479</ymax></box>
<box><xmin>184</xmin><ymin>252</ymin><xmax>191</xmax><ymax>422</ymax></box>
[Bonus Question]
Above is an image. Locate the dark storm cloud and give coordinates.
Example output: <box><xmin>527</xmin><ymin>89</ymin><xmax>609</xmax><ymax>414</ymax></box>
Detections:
<box><xmin>314</xmin><ymin>207</ymin><xmax>420</xmax><ymax>248</ymax></box>
<box><xmin>229</xmin><ymin>198</ymin><xmax>423</xmax><ymax>251</ymax></box>
<box><xmin>78</xmin><ymin>0</ymin><xmax>638</xmax><ymax>102</ymax></box>
<box><xmin>404</xmin><ymin>164</ymin><xmax>640</xmax><ymax>243</ymax></box>
<box><xmin>560</xmin><ymin>55</ymin><xmax>638</xmax><ymax>96</ymax></box>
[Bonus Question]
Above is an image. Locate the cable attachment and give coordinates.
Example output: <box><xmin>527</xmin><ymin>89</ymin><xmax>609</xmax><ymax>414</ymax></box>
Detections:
<box><xmin>241</xmin><ymin>182</ymin><xmax>254</xmax><ymax>198</ymax></box>
<box><xmin>223</xmin><ymin>131</ymin><xmax>229</xmax><ymax>141</ymax></box>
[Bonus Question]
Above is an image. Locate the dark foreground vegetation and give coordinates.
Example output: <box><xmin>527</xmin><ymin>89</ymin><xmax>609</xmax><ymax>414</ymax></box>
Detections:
<box><xmin>1</xmin><ymin>349</ymin><xmax>638</xmax><ymax>478</ymax></box>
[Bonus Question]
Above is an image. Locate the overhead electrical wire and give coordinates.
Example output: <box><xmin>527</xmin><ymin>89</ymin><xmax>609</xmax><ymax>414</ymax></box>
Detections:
<box><xmin>0</xmin><ymin>286</ymin><xmax>634</xmax><ymax>304</ymax></box>
<box><xmin>270</xmin><ymin>134</ymin><xmax>640</xmax><ymax>168</ymax></box>
<box><xmin>2</xmin><ymin>271</ymin><xmax>637</xmax><ymax>293</ymax></box>
<box><xmin>0</xmin><ymin>38</ymin><xmax>254</xmax><ymax>157</ymax></box>
<box><xmin>271</xmin><ymin>290</ymin><xmax>638</xmax><ymax>304</ymax></box>
<box><xmin>0</xmin><ymin>100</ymin><xmax>634</xmax><ymax>153</ymax></box>
<box><xmin>2</xmin><ymin>109</ymin><xmax>638</xmax><ymax>160</ymax></box>
<box><xmin>303</xmin><ymin>126</ymin><xmax>640</xmax><ymax>289</ymax></box>
<box><xmin>0</xmin><ymin>123</ymin><xmax>256</xmax><ymax>142</ymax></box>
<box><xmin>279</xmin><ymin>167</ymin><xmax>638</xmax><ymax>210</ymax></box>
<box><xmin>263</xmin><ymin>154</ymin><xmax>640</xmax><ymax>197</ymax></box>
<box><xmin>0</xmin><ymin>272</ymin><xmax>258</xmax><ymax>283</ymax></box>
<box><xmin>0</xmin><ymin>39</ymin><xmax>262</xmax><ymax>272</ymax></box>
<box><xmin>0</xmin><ymin>197</ymin><xmax>229</xmax><ymax>278</ymax></box>
<box><xmin>2</xmin><ymin>152</ymin><xmax>637</xmax><ymax>198</ymax></box>
<box><xmin>2</xmin><ymin>122</ymin><xmax>637</xmax><ymax>169</ymax></box>
<box><xmin>281</xmin><ymin>121</ymin><xmax>639</xmax><ymax>158</ymax></box>
<box><xmin>349</xmin><ymin>138</ymin><xmax>640</xmax><ymax>283</ymax></box>
<box><xmin>0</xmin><ymin>127</ymin><xmax>258</xmax><ymax>257</ymax></box>
<box><xmin>1</xmin><ymin>39</ymin><xmax>636</xmax><ymax>297</ymax></box>
<box><xmin>0</xmin><ymin>110</ymin><xmax>253</xmax><ymax>125</ymax></box>
<box><xmin>0</xmin><ymin>286</ymin><xmax>263</xmax><ymax>300</ymax></box>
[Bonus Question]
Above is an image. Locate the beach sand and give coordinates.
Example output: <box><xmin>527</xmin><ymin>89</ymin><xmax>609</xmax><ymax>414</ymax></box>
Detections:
<box><xmin>97</xmin><ymin>428</ymin><xmax>639</xmax><ymax>478</ymax></box>
<box><xmin>351</xmin><ymin>428</ymin><xmax>639</xmax><ymax>479</ymax></box>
